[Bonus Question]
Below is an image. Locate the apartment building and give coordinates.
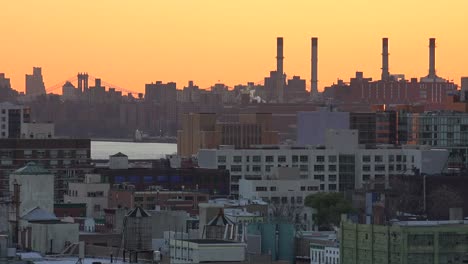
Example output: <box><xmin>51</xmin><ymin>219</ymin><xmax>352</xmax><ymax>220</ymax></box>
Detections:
<box><xmin>198</xmin><ymin>130</ymin><xmax>449</xmax><ymax>195</ymax></box>
<box><xmin>0</xmin><ymin>102</ymin><xmax>31</xmax><ymax>139</ymax></box>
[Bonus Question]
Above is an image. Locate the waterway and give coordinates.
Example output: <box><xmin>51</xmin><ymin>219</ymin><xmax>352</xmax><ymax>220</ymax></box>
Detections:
<box><xmin>91</xmin><ymin>141</ymin><xmax>177</xmax><ymax>160</ymax></box>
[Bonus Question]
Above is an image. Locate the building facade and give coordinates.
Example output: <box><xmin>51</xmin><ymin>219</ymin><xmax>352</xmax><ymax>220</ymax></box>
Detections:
<box><xmin>0</xmin><ymin>138</ymin><xmax>92</xmax><ymax>201</ymax></box>
<box><xmin>0</xmin><ymin>102</ymin><xmax>31</xmax><ymax>139</ymax></box>
<box><xmin>341</xmin><ymin>220</ymin><xmax>468</xmax><ymax>264</ymax></box>
<box><xmin>198</xmin><ymin>130</ymin><xmax>449</xmax><ymax>195</ymax></box>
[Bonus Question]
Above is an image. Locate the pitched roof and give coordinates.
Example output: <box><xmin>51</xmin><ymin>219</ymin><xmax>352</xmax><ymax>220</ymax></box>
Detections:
<box><xmin>126</xmin><ymin>206</ymin><xmax>151</xmax><ymax>218</ymax></box>
<box><xmin>22</xmin><ymin>207</ymin><xmax>58</xmax><ymax>222</ymax></box>
<box><xmin>111</xmin><ymin>152</ymin><xmax>128</xmax><ymax>157</ymax></box>
<box><xmin>12</xmin><ymin>162</ymin><xmax>50</xmax><ymax>175</ymax></box>
<box><xmin>207</xmin><ymin>209</ymin><xmax>234</xmax><ymax>226</ymax></box>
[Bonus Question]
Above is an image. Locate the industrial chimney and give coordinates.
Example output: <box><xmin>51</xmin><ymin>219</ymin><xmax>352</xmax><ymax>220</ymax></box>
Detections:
<box><xmin>311</xmin><ymin>37</ymin><xmax>318</xmax><ymax>98</ymax></box>
<box><xmin>428</xmin><ymin>38</ymin><xmax>436</xmax><ymax>78</ymax></box>
<box><xmin>276</xmin><ymin>37</ymin><xmax>284</xmax><ymax>103</ymax></box>
<box><xmin>381</xmin><ymin>38</ymin><xmax>389</xmax><ymax>81</ymax></box>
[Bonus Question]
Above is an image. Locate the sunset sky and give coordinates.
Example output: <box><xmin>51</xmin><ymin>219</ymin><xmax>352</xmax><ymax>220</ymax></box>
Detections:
<box><xmin>1</xmin><ymin>0</ymin><xmax>467</xmax><ymax>93</ymax></box>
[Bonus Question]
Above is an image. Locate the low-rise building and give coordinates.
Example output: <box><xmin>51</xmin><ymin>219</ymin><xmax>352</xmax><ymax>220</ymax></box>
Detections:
<box><xmin>198</xmin><ymin>129</ymin><xmax>449</xmax><ymax>195</ymax></box>
<box><xmin>63</xmin><ymin>174</ymin><xmax>110</xmax><ymax>218</ymax></box>
<box><xmin>169</xmin><ymin>239</ymin><xmax>246</xmax><ymax>263</ymax></box>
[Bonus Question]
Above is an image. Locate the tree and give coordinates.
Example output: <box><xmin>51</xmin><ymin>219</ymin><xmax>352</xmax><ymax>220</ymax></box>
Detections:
<box><xmin>305</xmin><ymin>192</ymin><xmax>354</xmax><ymax>230</ymax></box>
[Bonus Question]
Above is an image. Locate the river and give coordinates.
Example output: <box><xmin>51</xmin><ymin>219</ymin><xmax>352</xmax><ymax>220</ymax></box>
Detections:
<box><xmin>91</xmin><ymin>141</ymin><xmax>177</xmax><ymax>160</ymax></box>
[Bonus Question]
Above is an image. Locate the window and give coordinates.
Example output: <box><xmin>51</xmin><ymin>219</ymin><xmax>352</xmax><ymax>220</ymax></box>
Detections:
<box><xmin>362</xmin><ymin>155</ymin><xmax>371</xmax><ymax>162</ymax></box>
<box><xmin>314</xmin><ymin>165</ymin><xmax>325</xmax><ymax>172</ymax></box>
<box><xmin>297</xmin><ymin>196</ymin><xmax>303</xmax><ymax>204</ymax></box>
<box><xmin>362</xmin><ymin>174</ymin><xmax>370</xmax><ymax>181</ymax></box>
<box><xmin>217</xmin><ymin>156</ymin><xmax>226</xmax><ymax>163</ymax></box>
<box><xmin>265</xmin><ymin>165</ymin><xmax>273</xmax><ymax>172</ymax></box>
<box><xmin>362</xmin><ymin>165</ymin><xmax>371</xmax><ymax>172</ymax></box>
<box><xmin>375</xmin><ymin>165</ymin><xmax>386</xmax><ymax>171</ymax></box>
<box><xmin>146</xmin><ymin>196</ymin><xmax>155</xmax><ymax>201</ymax></box>
<box><xmin>246</xmin><ymin>156</ymin><xmax>250</xmax><ymax>162</ymax></box>
<box><xmin>375</xmin><ymin>174</ymin><xmax>385</xmax><ymax>181</ymax></box>
<box><xmin>300</xmin><ymin>165</ymin><xmax>309</xmax><ymax>172</ymax></box>
<box><xmin>320</xmin><ymin>184</ymin><xmax>325</xmax><ymax>191</ymax></box>
<box><xmin>328</xmin><ymin>155</ymin><xmax>337</xmax><ymax>163</ymax></box>
<box><xmin>253</xmin><ymin>155</ymin><xmax>261</xmax><ymax>162</ymax></box>
<box><xmin>396</xmin><ymin>155</ymin><xmax>402</xmax><ymax>162</ymax></box>
<box><xmin>328</xmin><ymin>175</ymin><xmax>337</xmax><ymax>182</ymax></box>
<box><xmin>230</xmin><ymin>165</ymin><xmax>242</xmax><ymax>172</ymax></box>
<box><xmin>270</xmin><ymin>186</ymin><xmax>277</xmax><ymax>191</ymax></box>
<box><xmin>307</xmin><ymin>186</ymin><xmax>318</xmax><ymax>191</ymax></box>
<box><xmin>218</xmin><ymin>165</ymin><xmax>226</xmax><ymax>170</ymax></box>
<box><xmin>233</xmin><ymin>156</ymin><xmax>242</xmax><ymax>163</ymax></box>
<box><xmin>374</xmin><ymin>155</ymin><xmax>383</xmax><ymax>162</ymax></box>
<box><xmin>316</xmin><ymin>156</ymin><xmax>325</xmax><ymax>162</ymax></box>
<box><xmin>300</xmin><ymin>155</ymin><xmax>309</xmax><ymax>162</ymax></box>
<box><xmin>328</xmin><ymin>165</ymin><xmax>337</xmax><ymax>171</ymax></box>
<box><xmin>265</xmin><ymin>156</ymin><xmax>274</xmax><ymax>162</ymax></box>
<box><xmin>292</xmin><ymin>155</ymin><xmax>298</xmax><ymax>163</ymax></box>
<box><xmin>328</xmin><ymin>184</ymin><xmax>337</xmax><ymax>191</ymax></box>
<box><xmin>388</xmin><ymin>155</ymin><xmax>394</xmax><ymax>162</ymax></box>
<box><xmin>314</xmin><ymin>175</ymin><xmax>324</xmax><ymax>181</ymax></box>
<box><xmin>134</xmin><ymin>197</ymin><xmax>144</xmax><ymax>202</ymax></box>
<box><xmin>277</xmin><ymin>155</ymin><xmax>286</xmax><ymax>162</ymax></box>
<box><xmin>256</xmin><ymin>186</ymin><xmax>267</xmax><ymax>192</ymax></box>
<box><xmin>252</xmin><ymin>165</ymin><xmax>261</xmax><ymax>172</ymax></box>
<box><xmin>389</xmin><ymin>164</ymin><xmax>394</xmax><ymax>171</ymax></box>
<box><xmin>300</xmin><ymin>186</ymin><xmax>306</xmax><ymax>191</ymax></box>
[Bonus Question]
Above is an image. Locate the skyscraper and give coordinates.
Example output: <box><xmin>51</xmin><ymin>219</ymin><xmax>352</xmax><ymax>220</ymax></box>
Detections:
<box><xmin>25</xmin><ymin>67</ymin><xmax>46</xmax><ymax>96</ymax></box>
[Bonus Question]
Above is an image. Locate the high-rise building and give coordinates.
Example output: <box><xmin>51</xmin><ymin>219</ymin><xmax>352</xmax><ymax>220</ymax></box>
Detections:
<box><xmin>25</xmin><ymin>67</ymin><xmax>46</xmax><ymax>96</ymax></box>
<box><xmin>177</xmin><ymin>113</ymin><xmax>279</xmax><ymax>157</ymax></box>
<box><xmin>0</xmin><ymin>102</ymin><xmax>31</xmax><ymax>139</ymax></box>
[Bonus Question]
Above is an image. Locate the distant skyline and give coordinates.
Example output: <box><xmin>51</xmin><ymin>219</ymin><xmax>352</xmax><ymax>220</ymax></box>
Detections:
<box><xmin>1</xmin><ymin>0</ymin><xmax>467</xmax><ymax>93</ymax></box>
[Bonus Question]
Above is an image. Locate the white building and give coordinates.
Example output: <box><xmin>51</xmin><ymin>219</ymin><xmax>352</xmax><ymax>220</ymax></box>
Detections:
<box><xmin>20</xmin><ymin>122</ymin><xmax>54</xmax><ymax>139</ymax></box>
<box><xmin>0</xmin><ymin>102</ymin><xmax>30</xmax><ymax>139</ymax></box>
<box><xmin>9</xmin><ymin>163</ymin><xmax>54</xmax><ymax>217</ymax></box>
<box><xmin>63</xmin><ymin>174</ymin><xmax>110</xmax><ymax>218</ymax></box>
<box><xmin>198</xmin><ymin>129</ymin><xmax>449</xmax><ymax>194</ymax></box>
<box><xmin>169</xmin><ymin>239</ymin><xmax>246</xmax><ymax>264</ymax></box>
<box><xmin>310</xmin><ymin>240</ymin><xmax>340</xmax><ymax>264</ymax></box>
<box><xmin>297</xmin><ymin>109</ymin><xmax>350</xmax><ymax>147</ymax></box>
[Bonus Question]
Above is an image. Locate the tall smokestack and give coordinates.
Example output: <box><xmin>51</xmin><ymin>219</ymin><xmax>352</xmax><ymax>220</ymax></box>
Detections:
<box><xmin>276</xmin><ymin>37</ymin><xmax>284</xmax><ymax>103</ymax></box>
<box><xmin>429</xmin><ymin>38</ymin><xmax>436</xmax><ymax>78</ymax></box>
<box><xmin>311</xmin><ymin>37</ymin><xmax>318</xmax><ymax>98</ymax></box>
<box><xmin>381</xmin><ymin>38</ymin><xmax>389</xmax><ymax>81</ymax></box>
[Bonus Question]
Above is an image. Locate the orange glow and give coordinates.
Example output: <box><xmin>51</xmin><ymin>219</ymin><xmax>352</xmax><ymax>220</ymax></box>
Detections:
<box><xmin>1</xmin><ymin>0</ymin><xmax>467</xmax><ymax>93</ymax></box>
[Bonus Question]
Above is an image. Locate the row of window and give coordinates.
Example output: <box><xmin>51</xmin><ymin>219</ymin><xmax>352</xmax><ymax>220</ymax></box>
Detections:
<box><xmin>362</xmin><ymin>154</ymin><xmax>414</xmax><ymax>163</ymax></box>
<box><xmin>218</xmin><ymin>155</ymin><xmax>339</xmax><ymax>163</ymax></box>
<box><xmin>362</xmin><ymin>164</ymin><xmax>408</xmax><ymax>172</ymax></box>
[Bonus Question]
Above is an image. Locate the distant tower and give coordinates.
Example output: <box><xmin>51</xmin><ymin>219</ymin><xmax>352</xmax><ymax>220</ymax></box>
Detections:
<box><xmin>461</xmin><ymin>77</ymin><xmax>468</xmax><ymax>102</ymax></box>
<box><xmin>25</xmin><ymin>67</ymin><xmax>46</xmax><ymax>96</ymax></box>
<box><xmin>276</xmin><ymin>37</ymin><xmax>284</xmax><ymax>103</ymax></box>
<box><xmin>381</xmin><ymin>38</ymin><xmax>390</xmax><ymax>81</ymax></box>
<box><xmin>311</xmin><ymin>37</ymin><xmax>318</xmax><ymax>98</ymax></box>
<box><xmin>77</xmin><ymin>73</ymin><xmax>89</xmax><ymax>93</ymax></box>
<box><xmin>428</xmin><ymin>38</ymin><xmax>437</xmax><ymax>78</ymax></box>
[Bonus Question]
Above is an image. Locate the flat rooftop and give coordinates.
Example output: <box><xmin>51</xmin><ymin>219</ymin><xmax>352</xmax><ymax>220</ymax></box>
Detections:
<box><xmin>180</xmin><ymin>239</ymin><xmax>239</xmax><ymax>244</ymax></box>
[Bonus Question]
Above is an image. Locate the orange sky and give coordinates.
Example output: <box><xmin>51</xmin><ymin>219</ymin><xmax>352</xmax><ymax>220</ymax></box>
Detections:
<box><xmin>1</xmin><ymin>0</ymin><xmax>468</xmax><ymax>93</ymax></box>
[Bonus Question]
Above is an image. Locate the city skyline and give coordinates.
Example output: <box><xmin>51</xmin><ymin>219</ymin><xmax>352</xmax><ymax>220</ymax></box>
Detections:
<box><xmin>1</xmin><ymin>0</ymin><xmax>468</xmax><ymax>93</ymax></box>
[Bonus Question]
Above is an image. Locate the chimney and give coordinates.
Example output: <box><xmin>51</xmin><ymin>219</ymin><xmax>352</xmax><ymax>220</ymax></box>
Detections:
<box><xmin>429</xmin><ymin>38</ymin><xmax>436</xmax><ymax>78</ymax></box>
<box><xmin>276</xmin><ymin>37</ymin><xmax>284</xmax><ymax>103</ymax></box>
<box><xmin>381</xmin><ymin>38</ymin><xmax>389</xmax><ymax>81</ymax></box>
<box><xmin>311</xmin><ymin>37</ymin><xmax>318</xmax><ymax>98</ymax></box>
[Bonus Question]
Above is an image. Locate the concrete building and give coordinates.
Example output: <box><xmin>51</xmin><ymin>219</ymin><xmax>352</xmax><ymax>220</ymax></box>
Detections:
<box><xmin>25</xmin><ymin>67</ymin><xmax>46</xmax><ymax>97</ymax></box>
<box><xmin>341</xmin><ymin>219</ymin><xmax>468</xmax><ymax>264</ymax></box>
<box><xmin>310</xmin><ymin>239</ymin><xmax>340</xmax><ymax>264</ymax></box>
<box><xmin>169</xmin><ymin>239</ymin><xmax>246</xmax><ymax>263</ymax></box>
<box><xmin>64</xmin><ymin>174</ymin><xmax>110</xmax><ymax>218</ymax></box>
<box><xmin>20</xmin><ymin>122</ymin><xmax>54</xmax><ymax>139</ymax></box>
<box><xmin>297</xmin><ymin>109</ymin><xmax>350</xmax><ymax>146</ymax></box>
<box><xmin>198</xmin><ymin>130</ymin><xmax>449</xmax><ymax>195</ymax></box>
<box><xmin>0</xmin><ymin>138</ymin><xmax>92</xmax><ymax>201</ymax></box>
<box><xmin>177</xmin><ymin>112</ymin><xmax>278</xmax><ymax>157</ymax></box>
<box><xmin>0</xmin><ymin>102</ymin><xmax>31</xmax><ymax>139</ymax></box>
<box><xmin>9</xmin><ymin>163</ymin><xmax>54</xmax><ymax>217</ymax></box>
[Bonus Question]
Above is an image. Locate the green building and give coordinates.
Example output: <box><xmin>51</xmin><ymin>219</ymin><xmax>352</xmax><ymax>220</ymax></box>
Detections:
<box><xmin>340</xmin><ymin>220</ymin><xmax>468</xmax><ymax>264</ymax></box>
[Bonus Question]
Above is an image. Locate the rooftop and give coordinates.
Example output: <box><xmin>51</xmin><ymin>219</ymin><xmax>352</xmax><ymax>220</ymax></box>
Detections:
<box><xmin>181</xmin><ymin>239</ymin><xmax>239</xmax><ymax>244</ymax></box>
<box><xmin>12</xmin><ymin>162</ymin><xmax>50</xmax><ymax>175</ymax></box>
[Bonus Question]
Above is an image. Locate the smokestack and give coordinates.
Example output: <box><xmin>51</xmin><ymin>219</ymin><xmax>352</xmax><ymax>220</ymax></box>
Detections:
<box><xmin>429</xmin><ymin>38</ymin><xmax>436</xmax><ymax>78</ymax></box>
<box><xmin>381</xmin><ymin>38</ymin><xmax>389</xmax><ymax>81</ymax></box>
<box><xmin>311</xmin><ymin>37</ymin><xmax>318</xmax><ymax>98</ymax></box>
<box><xmin>276</xmin><ymin>37</ymin><xmax>284</xmax><ymax>103</ymax></box>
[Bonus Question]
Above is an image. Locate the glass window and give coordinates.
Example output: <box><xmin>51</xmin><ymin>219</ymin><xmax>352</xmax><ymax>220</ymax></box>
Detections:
<box><xmin>300</xmin><ymin>155</ymin><xmax>309</xmax><ymax>162</ymax></box>
<box><xmin>328</xmin><ymin>184</ymin><xmax>337</xmax><ymax>191</ymax></box>
<box><xmin>292</xmin><ymin>155</ymin><xmax>298</xmax><ymax>163</ymax></box>
<box><xmin>278</xmin><ymin>156</ymin><xmax>286</xmax><ymax>162</ymax></box>
<box><xmin>362</xmin><ymin>174</ymin><xmax>370</xmax><ymax>181</ymax></box>
<box><xmin>255</xmin><ymin>186</ymin><xmax>267</xmax><ymax>192</ymax></box>
<box><xmin>252</xmin><ymin>155</ymin><xmax>261</xmax><ymax>162</ymax></box>
<box><xmin>314</xmin><ymin>165</ymin><xmax>325</xmax><ymax>172</ymax></box>
<box><xmin>374</xmin><ymin>155</ymin><xmax>383</xmax><ymax>162</ymax></box>
<box><xmin>362</xmin><ymin>165</ymin><xmax>371</xmax><ymax>172</ymax></box>
<box><xmin>328</xmin><ymin>165</ymin><xmax>337</xmax><ymax>171</ymax></box>
<box><xmin>265</xmin><ymin>156</ymin><xmax>274</xmax><ymax>162</ymax></box>
<box><xmin>270</xmin><ymin>186</ymin><xmax>277</xmax><ymax>191</ymax></box>
<box><xmin>233</xmin><ymin>156</ymin><xmax>242</xmax><ymax>163</ymax></box>
<box><xmin>300</xmin><ymin>165</ymin><xmax>309</xmax><ymax>172</ymax></box>
<box><xmin>362</xmin><ymin>155</ymin><xmax>371</xmax><ymax>162</ymax></box>
<box><xmin>217</xmin><ymin>156</ymin><xmax>226</xmax><ymax>163</ymax></box>
<box><xmin>316</xmin><ymin>156</ymin><xmax>325</xmax><ymax>162</ymax></box>
<box><xmin>314</xmin><ymin>175</ymin><xmax>324</xmax><ymax>181</ymax></box>
<box><xmin>375</xmin><ymin>165</ymin><xmax>386</xmax><ymax>171</ymax></box>
<box><xmin>328</xmin><ymin>155</ymin><xmax>337</xmax><ymax>163</ymax></box>
<box><xmin>328</xmin><ymin>175</ymin><xmax>337</xmax><ymax>182</ymax></box>
<box><xmin>388</xmin><ymin>155</ymin><xmax>394</xmax><ymax>162</ymax></box>
<box><xmin>231</xmin><ymin>165</ymin><xmax>242</xmax><ymax>172</ymax></box>
<box><xmin>252</xmin><ymin>165</ymin><xmax>261</xmax><ymax>172</ymax></box>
